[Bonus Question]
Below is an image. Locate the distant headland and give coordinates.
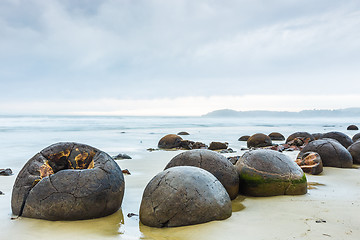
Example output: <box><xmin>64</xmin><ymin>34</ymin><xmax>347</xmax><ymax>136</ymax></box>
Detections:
<box><xmin>202</xmin><ymin>108</ymin><xmax>360</xmax><ymax>118</ymax></box>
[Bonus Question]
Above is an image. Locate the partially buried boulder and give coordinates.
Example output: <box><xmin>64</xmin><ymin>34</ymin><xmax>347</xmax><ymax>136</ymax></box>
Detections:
<box><xmin>238</xmin><ymin>135</ymin><xmax>250</xmax><ymax>141</ymax></box>
<box><xmin>177</xmin><ymin>131</ymin><xmax>190</xmax><ymax>135</ymax></box>
<box><xmin>268</xmin><ymin>132</ymin><xmax>285</xmax><ymax>141</ymax></box>
<box><xmin>164</xmin><ymin>149</ymin><xmax>239</xmax><ymax>200</ymax></box>
<box><xmin>347</xmin><ymin>125</ymin><xmax>359</xmax><ymax>130</ymax></box>
<box><xmin>158</xmin><ymin>134</ymin><xmax>183</xmax><ymax>149</ymax></box>
<box><xmin>322</xmin><ymin>131</ymin><xmax>353</xmax><ymax>148</ymax></box>
<box><xmin>312</xmin><ymin>133</ymin><xmax>324</xmax><ymax>140</ymax></box>
<box><xmin>208</xmin><ymin>141</ymin><xmax>228</xmax><ymax>150</ymax></box>
<box><xmin>247</xmin><ymin>133</ymin><xmax>272</xmax><ymax>148</ymax></box>
<box><xmin>353</xmin><ymin>133</ymin><xmax>360</xmax><ymax>142</ymax></box>
<box><xmin>11</xmin><ymin>142</ymin><xmax>125</xmax><ymax>220</ymax></box>
<box><xmin>347</xmin><ymin>141</ymin><xmax>360</xmax><ymax>164</ymax></box>
<box><xmin>298</xmin><ymin>139</ymin><xmax>353</xmax><ymax>168</ymax></box>
<box><xmin>235</xmin><ymin>149</ymin><xmax>307</xmax><ymax>197</ymax></box>
<box><xmin>286</xmin><ymin>132</ymin><xmax>314</xmax><ymax>143</ymax></box>
<box><xmin>139</xmin><ymin>166</ymin><xmax>232</xmax><ymax>227</ymax></box>
<box><xmin>295</xmin><ymin>152</ymin><xmax>323</xmax><ymax>175</ymax></box>
<box><xmin>0</xmin><ymin>168</ymin><xmax>13</xmax><ymax>176</ymax></box>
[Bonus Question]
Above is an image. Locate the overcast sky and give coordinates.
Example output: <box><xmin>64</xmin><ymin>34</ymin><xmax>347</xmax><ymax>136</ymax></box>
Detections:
<box><xmin>1</xmin><ymin>0</ymin><xmax>360</xmax><ymax>115</ymax></box>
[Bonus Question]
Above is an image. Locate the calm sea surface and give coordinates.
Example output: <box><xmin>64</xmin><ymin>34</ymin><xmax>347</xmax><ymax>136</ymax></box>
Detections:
<box><xmin>0</xmin><ymin>115</ymin><xmax>357</xmax><ymax>171</ymax></box>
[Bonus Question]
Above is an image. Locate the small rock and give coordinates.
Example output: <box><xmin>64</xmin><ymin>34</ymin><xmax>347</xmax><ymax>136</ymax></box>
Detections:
<box><xmin>122</xmin><ymin>169</ymin><xmax>131</xmax><ymax>175</ymax></box>
<box><xmin>192</xmin><ymin>142</ymin><xmax>207</xmax><ymax>149</ymax></box>
<box><xmin>0</xmin><ymin>168</ymin><xmax>13</xmax><ymax>176</ymax></box>
<box><xmin>227</xmin><ymin>156</ymin><xmax>240</xmax><ymax>165</ymax></box>
<box><xmin>127</xmin><ymin>213</ymin><xmax>138</xmax><ymax>218</ymax></box>
<box><xmin>238</xmin><ymin>135</ymin><xmax>250</xmax><ymax>141</ymax></box>
<box><xmin>347</xmin><ymin>125</ymin><xmax>358</xmax><ymax>130</ymax></box>
<box><xmin>208</xmin><ymin>142</ymin><xmax>228</xmax><ymax>150</ymax></box>
<box><xmin>180</xmin><ymin>140</ymin><xmax>195</xmax><ymax>150</ymax></box>
<box><xmin>147</xmin><ymin>148</ymin><xmax>158</xmax><ymax>152</ymax></box>
<box><xmin>316</xmin><ymin>219</ymin><xmax>326</xmax><ymax>223</ymax></box>
<box><xmin>177</xmin><ymin>131</ymin><xmax>190</xmax><ymax>135</ymax></box>
<box><xmin>0</xmin><ymin>191</ymin><xmax>4</xmax><ymax>195</ymax></box>
<box><xmin>241</xmin><ymin>147</ymin><xmax>249</xmax><ymax>151</ymax></box>
<box><xmin>113</xmin><ymin>153</ymin><xmax>132</xmax><ymax>160</ymax></box>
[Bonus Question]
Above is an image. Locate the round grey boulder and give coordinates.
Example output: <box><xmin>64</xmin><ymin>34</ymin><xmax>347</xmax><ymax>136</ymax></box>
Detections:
<box><xmin>352</xmin><ymin>133</ymin><xmax>360</xmax><ymax>142</ymax></box>
<box><xmin>164</xmin><ymin>149</ymin><xmax>239</xmax><ymax>200</ymax></box>
<box><xmin>139</xmin><ymin>166</ymin><xmax>232</xmax><ymax>227</ymax></box>
<box><xmin>11</xmin><ymin>142</ymin><xmax>125</xmax><ymax>220</ymax></box>
<box><xmin>299</xmin><ymin>139</ymin><xmax>353</xmax><ymax>168</ymax></box>
<box><xmin>322</xmin><ymin>131</ymin><xmax>353</xmax><ymax>148</ymax></box>
<box><xmin>235</xmin><ymin>149</ymin><xmax>307</xmax><ymax>197</ymax></box>
<box><xmin>348</xmin><ymin>141</ymin><xmax>360</xmax><ymax>164</ymax></box>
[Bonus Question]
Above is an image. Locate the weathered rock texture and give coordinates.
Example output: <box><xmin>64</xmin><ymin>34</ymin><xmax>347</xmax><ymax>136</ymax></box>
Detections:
<box><xmin>295</xmin><ymin>152</ymin><xmax>323</xmax><ymax>175</ymax></box>
<box><xmin>286</xmin><ymin>132</ymin><xmax>315</xmax><ymax>143</ymax></box>
<box><xmin>11</xmin><ymin>142</ymin><xmax>125</xmax><ymax>220</ymax></box>
<box><xmin>299</xmin><ymin>139</ymin><xmax>353</xmax><ymax>168</ymax></box>
<box><xmin>235</xmin><ymin>149</ymin><xmax>307</xmax><ymax>197</ymax></box>
<box><xmin>0</xmin><ymin>168</ymin><xmax>13</xmax><ymax>176</ymax></box>
<box><xmin>247</xmin><ymin>133</ymin><xmax>272</xmax><ymax>148</ymax></box>
<box><xmin>268</xmin><ymin>132</ymin><xmax>285</xmax><ymax>141</ymax></box>
<box><xmin>164</xmin><ymin>149</ymin><xmax>239</xmax><ymax>200</ymax></box>
<box><xmin>158</xmin><ymin>134</ymin><xmax>183</xmax><ymax>149</ymax></box>
<box><xmin>348</xmin><ymin>141</ymin><xmax>360</xmax><ymax>164</ymax></box>
<box><xmin>322</xmin><ymin>131</ymin><xmax>353</xmax><ymax>148</ymax></box>
<box><xmin>139</xmin><ymin>166</ymin><xmax>232</xmax><ymax>227</ymax></box>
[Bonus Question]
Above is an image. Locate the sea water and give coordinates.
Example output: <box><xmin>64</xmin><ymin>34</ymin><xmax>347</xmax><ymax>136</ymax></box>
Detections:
<box><xmin>0</xmin><ymin>115</ymin><xmax>358</xmax><ymax>240</ymax></box>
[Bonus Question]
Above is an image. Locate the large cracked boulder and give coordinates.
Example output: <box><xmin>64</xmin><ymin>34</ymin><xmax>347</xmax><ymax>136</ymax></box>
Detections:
<box><xmin>299</xmin><ymin>139</ymin><xmax>353</xmax><ymax>168</ymax></box>
<box><xmin>322</xmin><ymin>131</ymin><xmax>353</xmax><ymax>148</ymax></box>
<box><xmin>235</xmin><ymin>149</ymin><xmax>307</xmax><ymax>197</ymax></box>
<box><xmin>139</xmin><ymin>166</ymin><xmax>232</xmax><ymax>227</ymax></box>
<box><xmin>164</xmin><ymin>149</ymin><xmax>239</xmax><ymax>200</ymax></box>
<box><xmin>11</xmin><ymin>142</ymin><xmax>125</xmax><ymax>220</ymax></box>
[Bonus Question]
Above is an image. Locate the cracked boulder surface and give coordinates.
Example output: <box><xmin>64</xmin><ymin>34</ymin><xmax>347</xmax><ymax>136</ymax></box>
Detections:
<box><xmin>286</xmin><ymin>132</ymin><xmax>315</xmax><ymax>144</ymax></box>
<box><xmin>247</xmin><ymin>133</ymin><xmax>272</xmax><ymax>148</ymax></box>
<box><xmin>295</xmin><ymin>152</ymin><xmax>323</xmax><ymax>175</ymax></box>
<box><xmin>235</xmin><ymin>149</ymin><xmax>307</xmax><ymax>197</ymax></box>
<box><xmin>11</xmin><ymin>142</ymin><xmax>125</xmax><ymax>221</ymax></box>
<box><xmin>348</xmin><ymin>141</ymin><xmax>360</xmax><ymax>164</ymax></box>
<box><xmin>299</xmin><ymin>139</ymin><xmax>353</xmax><ymax>168</ymax></box>
<box><xmin>164</xmin><ymin>149</ymin><xmax>239</xmax><ymax>200</ymax></box>
<box><xmin>322</xmin><ymin>131</ymin><xmax>353</xmax><ymax>148</ymax></box>
<box><xmin>158</xmin><ymin>134</ymin><xmax>183</xmax><ymax>149</ymax></box>
<box><xmin>139</xmin><ymin>166</ymin><xmax>232</xmax><ymax>227</ymax></box>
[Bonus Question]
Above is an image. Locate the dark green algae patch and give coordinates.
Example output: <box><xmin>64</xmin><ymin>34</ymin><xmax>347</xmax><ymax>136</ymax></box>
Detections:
<box><xmin>238</xmin><ymin>172</ymin><xmax>307</xmax><ymax>197</ymax></box>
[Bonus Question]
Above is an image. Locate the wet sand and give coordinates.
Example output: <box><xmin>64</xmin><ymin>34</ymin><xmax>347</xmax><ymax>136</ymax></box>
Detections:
<box><xmin>1</xmin><ymin>150</ymin><xmax>360</xmax><ymax>240</ymax></box>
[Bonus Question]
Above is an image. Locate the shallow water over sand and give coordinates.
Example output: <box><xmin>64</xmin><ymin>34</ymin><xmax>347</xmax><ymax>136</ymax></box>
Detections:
<box><xmin>1</xmin><ymin>116</ymin><xmax>359</xmax><ymax>239</ymax></box>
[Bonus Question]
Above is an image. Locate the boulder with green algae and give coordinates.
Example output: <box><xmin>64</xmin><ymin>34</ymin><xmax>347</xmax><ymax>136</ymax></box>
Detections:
<box><xmin>235</xmin><ymin>149</ymin><xmax>307</xmax><ymax>197</ymax></box>
<box><xmin>139</xmin><ymin>166</ymin><xmax>232</xmax><ymax>228</ymax></box>
<box><xmin>11</xmin><ymin>142</ymin><xmax>125</xmax><ymax>221</ymax></box>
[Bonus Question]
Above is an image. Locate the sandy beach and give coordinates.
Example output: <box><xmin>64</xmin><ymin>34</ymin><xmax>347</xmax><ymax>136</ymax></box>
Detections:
<box><xmin>1</xmin><ymin>147</ymin><xmax>360</xmax><ymax>240</ymax></box>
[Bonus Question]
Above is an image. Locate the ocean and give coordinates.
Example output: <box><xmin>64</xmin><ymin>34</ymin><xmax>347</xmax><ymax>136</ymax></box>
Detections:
<box><xmin>0</xmin><ymin>115</ymin><xmax>358</xmax><ymax>240</ymax></box>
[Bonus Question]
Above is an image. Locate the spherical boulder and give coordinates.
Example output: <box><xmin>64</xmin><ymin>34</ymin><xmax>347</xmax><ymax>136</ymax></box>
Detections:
<box><xmin>312</xmin><ymin>133</ymin><xmax>324</xmax><ymax>140</ymax></box>
<box><xmin>11</xmin><ymin>142</ymin><xmax>125</xmax><ymax>220</ymax></box>
<box><xmin>322</xmin><ymin>131</ymin><xmax>353</xmax><ymax>148</ymax></box>
<box><xmin>295</xmin><ymin>152</ymin><xmax>323</xmax><ymax>175</ymax></box>
<box><xmin>353</xmin><ymin>133</ymin><xmax>360</xmax><ymax>142</ymax></box>
<box><xmin>158</xmin><ymin>134</ymin><xmax>183</xmax><ymax>149</ymax></box>
<box><xmin>247</xmin><ymin>133</ymin><xmax>272</xmax><ymax>148</ymax></box>
<box><xmin>164</xmin><ymin>149</ymin><xmax>239</xmax><ymax>200</ymax></box>
<box><xmin>235</xmin><ymin>149</ymin><xmax>307</xmax><ymax>197</ymax></box>
<box><xmin>347</xmin><ymin>141</ymin><xmax>360</xmax><ymax>164</ymax></box>
<box><xmin>238</xmin><ymin>135</ymin><xmax>250</xmax><ymax>141</ymax></box>
<box><xmin>208</xmin><ymin>141</ymin><xmax>228</xmax><ymax>150</ymax></box>
<box><xmin>177</xmin><ymin>131</ymin><xmax>190</xmax><ymax>135</ymax></box>
<box><xmin>268</xmin><ymin>132</ymin><xmax>285</xmax><ymax>141</ymax></box>
<box><xmin>139</xmin><ymin>166</ymin><xmax>232</xmax><ymax>227</ymax></box>
<box><xmin>347</xmin><ymin>125</ymin><xmax>359</xmax><ymax>130</ymax></box>
<box><xmin>286</xmin><ymin>132</ymin><xmax>314</xmax><ymax>143</ymax></box>
<box><xmin>299</xmin><ymin>139</ymin><xmax>353</xmax><ymax>168</ymax></box>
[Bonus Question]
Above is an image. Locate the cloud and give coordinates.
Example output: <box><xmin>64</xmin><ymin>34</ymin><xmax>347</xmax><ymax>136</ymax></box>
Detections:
<box><xmin>0</xmin><ymin>0</ymin><xmax>360</xmax><ymax>113</ymax></box>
